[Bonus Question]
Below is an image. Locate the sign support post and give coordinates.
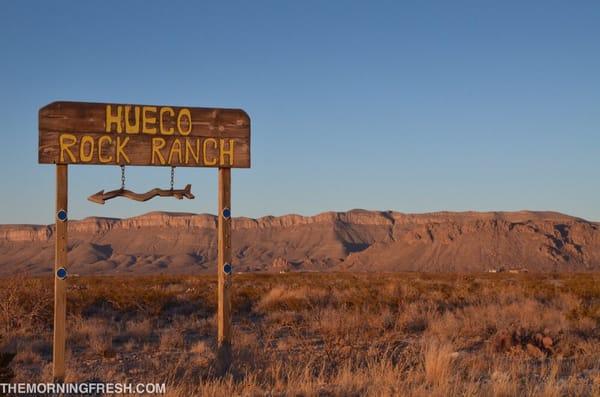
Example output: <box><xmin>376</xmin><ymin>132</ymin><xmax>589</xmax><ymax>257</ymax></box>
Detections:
<box><xmin>53</xmin><ymin>164</ymin><xmax>68</xmax><ymax>382</ymax></box>
<box><xmin>217</xmin><ymin>167</ymin><xmax>232</xmax><ymax>373</ymax></box>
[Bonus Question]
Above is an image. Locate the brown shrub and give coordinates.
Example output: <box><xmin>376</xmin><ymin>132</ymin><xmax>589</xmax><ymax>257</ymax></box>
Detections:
<box><xmin>160</xmin><ymin>328</ymin><xmax>184</xmax><ymax>351</ymax></box>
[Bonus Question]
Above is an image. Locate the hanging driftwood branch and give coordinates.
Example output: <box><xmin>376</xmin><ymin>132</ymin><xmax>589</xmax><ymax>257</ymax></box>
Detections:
<box><xmin>88</xmin><ymin>184</ymin><xmax>195</xmax><ymax>204</ymax></box>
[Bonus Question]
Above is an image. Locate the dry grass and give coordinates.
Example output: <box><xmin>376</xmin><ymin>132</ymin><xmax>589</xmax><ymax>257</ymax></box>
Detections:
<box><xmin>422</xmin><ymin>339</ymin><xmax>454</xmax><ymax>387</ymax></box>
<box><xmin>0</xmin><ymin>272</ymin><xmax>599</xmax><ymax>396</ymax></box>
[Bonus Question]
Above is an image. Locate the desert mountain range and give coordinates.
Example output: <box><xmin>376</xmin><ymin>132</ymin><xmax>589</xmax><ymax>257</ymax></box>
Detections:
<box><xmin>1</xmin><ymin>210</ymin><xmax>599</xmax><ymax>276</ymax></box>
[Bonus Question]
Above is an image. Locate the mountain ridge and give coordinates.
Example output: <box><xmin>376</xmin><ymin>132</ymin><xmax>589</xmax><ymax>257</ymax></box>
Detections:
<box><xmin>1</xmin><ymin>210</ymin><xmax>599</xmax><ymax>275</ymax></box>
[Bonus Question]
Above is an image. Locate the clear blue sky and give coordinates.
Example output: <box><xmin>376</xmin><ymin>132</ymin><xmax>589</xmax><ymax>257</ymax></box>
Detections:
<box><xmin>0</xmin><ymin>1</ymin><xmax>598</xmax><ymax>224</ymax></box>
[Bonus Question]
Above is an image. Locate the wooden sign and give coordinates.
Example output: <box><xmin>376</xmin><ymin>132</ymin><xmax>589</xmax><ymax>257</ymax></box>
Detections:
<box><xmin>40</xmin><ymin>100</ymin><xmax>247</xmax><ymax>381</ymax></box>
<box><xmin>39</xmin><ymin>101</ymin><xmax>250</xmax><ymax>168</ymax></box>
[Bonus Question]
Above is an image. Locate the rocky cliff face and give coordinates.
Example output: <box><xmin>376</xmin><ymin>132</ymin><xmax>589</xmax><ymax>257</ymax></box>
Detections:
<box><xmin>0</xmin><ymin>210</ymin><xmax>599</xmax><ymax>275</ymax></box>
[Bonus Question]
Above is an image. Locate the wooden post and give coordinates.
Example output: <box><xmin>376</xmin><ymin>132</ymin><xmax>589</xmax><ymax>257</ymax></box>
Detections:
<box><xmin>216</xmin><ymin>167</ymin><xmax>232</xmax><ymax>373</ymax></box>
<box><xmin>53</xmin><ymin>165</ymin><xmax>68</xmax><ymax>382</ymax></box>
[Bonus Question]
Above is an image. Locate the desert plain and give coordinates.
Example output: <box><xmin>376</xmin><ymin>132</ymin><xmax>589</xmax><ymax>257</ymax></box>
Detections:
<box><xmin>1</xmin><ymin>210</ymin><xmax>599</xmax><ymax>396</ymax></box>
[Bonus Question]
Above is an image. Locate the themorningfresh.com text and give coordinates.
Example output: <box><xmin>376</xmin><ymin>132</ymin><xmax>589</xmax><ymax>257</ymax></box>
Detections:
<box><xmin>0</xmin><ymin>382</ymin><xmax>166</xmax><ymax>395</ymax></box>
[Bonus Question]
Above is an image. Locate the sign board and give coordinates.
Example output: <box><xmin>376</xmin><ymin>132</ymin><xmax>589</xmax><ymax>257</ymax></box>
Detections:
<box><xmin>39</xmin><ymin>101</ymin><xmax>250</xmax><ymax>168</ymax></box>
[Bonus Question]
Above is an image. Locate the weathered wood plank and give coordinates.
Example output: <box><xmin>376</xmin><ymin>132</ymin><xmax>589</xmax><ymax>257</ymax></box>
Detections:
<box><xmin>216</xmin><ymin>167</ymin><xmax>232</xmax><ymax>373</ymax></box>
<box><xmin>39</xmin><ymin>101</ymin><xmax>250</xmax><ymax>136</ymax></box>
<box><xmin>53</xmin><ymin>165</ymin><xmax>67</xmax><ymax>382</ymax></box>
<box><xmin>39</xmin><ymin>131</ymin><xmax>250</xmax><ymax>168</ymax></box>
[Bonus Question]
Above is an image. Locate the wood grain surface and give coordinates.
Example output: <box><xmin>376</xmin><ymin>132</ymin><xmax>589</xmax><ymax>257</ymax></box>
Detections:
<box><xmin>39</xmin><ymin>101</ymin><xmax>250</xmax><ymax>168</ymax></box>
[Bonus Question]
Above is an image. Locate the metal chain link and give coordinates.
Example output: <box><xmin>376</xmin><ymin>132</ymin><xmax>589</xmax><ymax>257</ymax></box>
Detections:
<box><xmin>120</xmin><ymin>165</ymin><xmax>126</xmax><ymax>190</ymax></box>
<box><xmin>170</xmin><ymin>167</ymin><xmax>175</xmax><ymax>190</ymax></box>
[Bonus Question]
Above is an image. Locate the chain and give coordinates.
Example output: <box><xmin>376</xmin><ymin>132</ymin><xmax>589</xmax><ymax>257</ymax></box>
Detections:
<box><xmin>170</xmin><ymin>167</ymin><xmax>175</xmax><ymax>190</ymax></box>
<box><xmin>120</xmin><ymin>165</ymin><xmax>126</xmax><ymax>190</ymax></box>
